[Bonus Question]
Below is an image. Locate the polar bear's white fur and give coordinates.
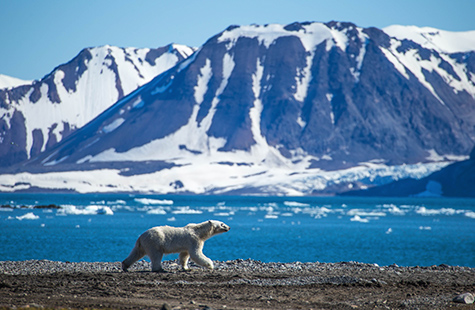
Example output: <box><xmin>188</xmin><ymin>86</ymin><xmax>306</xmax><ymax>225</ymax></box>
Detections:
<box><xmin>122</xmin><ymin>220</ymin><xmax>230</xmax><ymax>272</ymax></box>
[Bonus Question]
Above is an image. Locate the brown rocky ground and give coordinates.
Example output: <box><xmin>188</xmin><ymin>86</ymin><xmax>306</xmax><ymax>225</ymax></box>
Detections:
<box><xmin>0</xmin><ymin>260</ymin><xmax>474</xmax><ymax>309</ymax></box>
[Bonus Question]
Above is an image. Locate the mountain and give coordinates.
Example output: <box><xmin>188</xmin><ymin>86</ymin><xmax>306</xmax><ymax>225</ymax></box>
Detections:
<box><xmin>0</xmin><ymin>44</ymin><xmax>195</xmax><ymax>167</ymax></box>
<box><xmin>0</xmin><ymin>74</ymin><xmax>32</xmax><ymax>90</ymax></box>
<box><xmin>1</xmin><ymin>21</ymin><xmax>474</xmax><ymax>195</ymax></box>
<box><xmin>343</xmin><ymin>146</ymin><xmax>475</xmax><ymax>197</ymax></box>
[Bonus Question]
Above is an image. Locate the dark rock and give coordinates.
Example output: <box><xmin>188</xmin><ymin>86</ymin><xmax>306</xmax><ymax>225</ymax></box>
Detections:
<box><xmin>453</xmin><ymin>292</ymin><xmax>474</xmax><ymax>304</ymax></box>
<box><xmin>161</xmin><ymin>303</ymin><xmax>172</xmax><ymax>310</ymax></box>
<box><xmin>33</xmin><ymin>204</ymin><xmax>61</xmax><ymax>209</ymax></box>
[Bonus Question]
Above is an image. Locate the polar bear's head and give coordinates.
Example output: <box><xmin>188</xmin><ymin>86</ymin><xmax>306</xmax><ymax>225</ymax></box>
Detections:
<box><xmin>189</xmin><ymin>220</ymin><xmax>230</xmax><ymax>240</ymax></box>
<box><xmin>209</xmin><ymin>220</ymin><xmax>230</xmax><ymax>235</ymax></box>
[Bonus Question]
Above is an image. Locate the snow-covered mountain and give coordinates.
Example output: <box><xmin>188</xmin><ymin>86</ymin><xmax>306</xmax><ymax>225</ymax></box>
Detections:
<box><xmin>0</xmin><ymin>74</ymin><xmax>32</xmax><ymax>90</ymax></box>
<box><xmin>0</xmin><ymin>44</ymin><xmax>195</xmax><ymax>166</ymax></box>
<box><xmin>1</xmin><ymin>21</ymin><xmax>475</xmax><ymax>195</ymax></box>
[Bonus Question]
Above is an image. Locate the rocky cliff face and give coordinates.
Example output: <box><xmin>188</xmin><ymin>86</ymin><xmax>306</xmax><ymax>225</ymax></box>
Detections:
<box><xmin>0</xmin><ymin>44</ymin><xmax>194</xmax><ymax>167</ymax></box>
<box><xmin>1</xmin><ymin>21</ymin><xmax>474</xmax><ymax>195</ymax></box>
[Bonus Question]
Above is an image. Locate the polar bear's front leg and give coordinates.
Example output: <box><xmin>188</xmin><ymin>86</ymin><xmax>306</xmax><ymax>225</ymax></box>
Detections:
<box><xmin>189</xmin><ymin>249</ymin><xmax>214</xmax><ymax>269</ymax></box>
<box><xmin>179</xmin><ymin>252</ymin><xmax>190</xmax><ymax>270</ymax></box>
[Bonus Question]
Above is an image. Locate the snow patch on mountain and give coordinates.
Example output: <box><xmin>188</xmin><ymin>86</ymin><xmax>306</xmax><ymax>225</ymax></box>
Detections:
<box><xmin>383</xmin><ymin>25</ymin><xmax>475</xmax><ymax>54</ymax></box>
<box><xmin>194</xmin><ymin>58</ymin><xmax>212</xmax><ymax>104</ymax></box>
<box><xmin>171</xmin><ymin>44</ymin><xmax>196</xmax><ymax>59</ymax></box>
<box><xmin>219</xmin><ymin>22</ymin><xmax>359</xmax><ymax>56</ymax></box>
<box><xmin>251</xmin><ymin>58</ymin><xmax>265</xmax><ymax>141</ymax></box>
<box><xmin>380</xmin><ymin>35</ymin><xmax>475</xmax><ymax>102</ymax></box>
<box><xmin>102</xmin><ymin>118</ymin><xmax>125</xmax><ymax>134</ymax></box>
<box><xmin>0</xmin><ymin>74</ymin><xmax>32</xmax><ymax>90</ymax></box>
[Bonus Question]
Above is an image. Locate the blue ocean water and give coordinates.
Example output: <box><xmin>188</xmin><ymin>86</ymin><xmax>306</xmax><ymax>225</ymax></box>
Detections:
<box><xmin>0</xmin><ymin>193</ymin><xmax>474</xmax><ymax>267</ymax></box>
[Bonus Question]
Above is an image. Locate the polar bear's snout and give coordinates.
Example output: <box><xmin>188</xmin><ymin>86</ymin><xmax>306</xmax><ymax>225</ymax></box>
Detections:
<box><xmin>212</xmin><ymin>220</ymin><xmax>230</xmax><ymax>234</ymax></box>
<box><xmin>219</xmin><ymin>223</ymin><xmax>230</xmax><ymax>233</ymax></box>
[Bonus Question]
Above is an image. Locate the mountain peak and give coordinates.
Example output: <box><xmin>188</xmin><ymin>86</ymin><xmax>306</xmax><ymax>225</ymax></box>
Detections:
<box><xmin>0</xmin><ymin>43</ymin><xmax>194</xmax><ymax>167</ymax></box>
<box><xmin>383</xmin><ymin>24</ymin><xmax>475</xmax><ymax>53</ymax></box>
<box><xmin>0</xmin><ymin>74</ymin><xmax>32</xmax><ymax>90</ymax></box>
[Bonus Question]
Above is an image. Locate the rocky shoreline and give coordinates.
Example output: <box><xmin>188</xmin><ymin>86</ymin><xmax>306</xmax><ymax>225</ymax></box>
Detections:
<box><xmin>1</xmin><ymin>259</ymin><xmax>474</xmax><ymax>309</ymax></box>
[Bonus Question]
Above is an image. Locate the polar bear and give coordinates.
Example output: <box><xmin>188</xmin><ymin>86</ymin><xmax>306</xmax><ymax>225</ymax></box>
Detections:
<box><xmin>122</xmin><ymin>220</ymin><xmax>230</xmax><ymax>272</ymax></box>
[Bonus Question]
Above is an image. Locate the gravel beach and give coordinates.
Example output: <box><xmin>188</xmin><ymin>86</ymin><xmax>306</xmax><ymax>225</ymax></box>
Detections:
<box><xmin>1</xmin><ymin>259</ymin><xmax>474</xmax><ymax>309</ymax></box>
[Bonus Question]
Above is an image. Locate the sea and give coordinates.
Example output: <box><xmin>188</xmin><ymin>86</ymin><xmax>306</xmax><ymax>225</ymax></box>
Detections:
<box><xmin>0</xmin><ymin>193</ymin><xmax>474</xmax><ymax>267</ymax></box>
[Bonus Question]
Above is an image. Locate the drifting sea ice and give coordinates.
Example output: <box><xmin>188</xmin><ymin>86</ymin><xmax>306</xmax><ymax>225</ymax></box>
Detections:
<box><xmin>14</xmin><ymin>212</ymin><xmax>39</xmax><ymax>220</ymax></box>
<box><xmin>146</xmin><ymin>208</ymin><xmax>167</xmax><ymax>215</ymax></box>
<box><xmin>134</xmin><ymin>198</ymin><xmax>173</xmax><ymax>205</ymax></box>
<box><xmin>350</xmin><ymin>215</ymin><xmax>370</xmax><ymax>223</ymax></box>
<box><xmin>56</xmin><ymin>205</ymin><xmax>114</xmax><ymax>216</ymax></box>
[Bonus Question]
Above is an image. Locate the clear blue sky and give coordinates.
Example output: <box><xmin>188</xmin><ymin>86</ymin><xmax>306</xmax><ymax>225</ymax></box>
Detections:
<box><xmin>1</xmin><ymin>0</ymin><xmax>474</xmax><ymax>81</ymax></box>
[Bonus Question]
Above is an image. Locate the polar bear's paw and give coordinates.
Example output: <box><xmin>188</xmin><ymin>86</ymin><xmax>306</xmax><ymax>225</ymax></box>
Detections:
<box><xmin>151</xmin><ymin>268</ymin><xmax>166</xmax><ymax>273</ymax></box>
<box><xmin>205</xmin><ymin>260</ymin><xmax>214</xmax><ymax>270</ymax></box>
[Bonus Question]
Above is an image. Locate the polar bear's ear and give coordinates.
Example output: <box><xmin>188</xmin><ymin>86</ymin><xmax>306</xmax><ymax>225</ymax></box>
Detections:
<box><xmin>208</xmin><ymin>220</ymin><xmax>212</xmax><ymax>225</ymax></box>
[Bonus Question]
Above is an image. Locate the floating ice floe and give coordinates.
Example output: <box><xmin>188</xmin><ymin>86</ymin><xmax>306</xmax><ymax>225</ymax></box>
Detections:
<box><xmin>96</xmin><ymin>207</ymin><xmax>114</xmax><ymax>215</ymax></box>
<box><xmin>302</xmin><ymin>206</ymin><xmax>333</xmax><ymax>219</ymax></box>
<box><xmin>213</xmin><ymin>212</ymin><xmax>233</xmax><ymax>217</ymax></box>
<box><xmin>146</xmin><ymin>208</ymin><xmax>167</xmax><ymax>215</ymax></box>
<box><xmin>347</xmin><ymin>209</ymin><xmax>386</xmax><ymax>217</ymax></box>
<box><xmin>465</xmin><ymin>211</ymin><xmax>475</xmax><ymax>219</ymax></box>
<box><xmin>281</xmin><ymin>212</ymin><xmax>294</xmax><ymax>217</ymax></box>
<box><xmin>15</xmin><ymin>212</ymin><xmax>39</xmax><ymax>220</ymax></box>
<box><xmin>283</xmin><ymin>201</ymin><xmax>310</xmax><ymax>207</ymax></box>
<box><xmin>134</xmin><ymin>198</ymin><xmax>174</xmax><ymax>205</ymax></box>
<box><xmin>415</xmin><ymin>207</ymin><xmax>461</xmax><ymax>216</ymax></box>
<box><xmin>107</xmin><ymin>199</ymin><xmax>126</xmax><ymax>205</ymax></box>
<box><xmin>171</xmin><ymin>207</ymin><xmax>202</xmax><ymax>214</ymax></box>
<box><xmin>57</xmin><ymin>205</ymin><xmax>114</xmax><ymax>216</ymax></box>
<box><xmin>380</xmin><ymin>204</ymin><xmax>406</xmax><ymax>216</ymax></box>
<box><xmin>350</xmin><ymin>215</ymin><xmax>369</xmax><ymax>223</ymax></box>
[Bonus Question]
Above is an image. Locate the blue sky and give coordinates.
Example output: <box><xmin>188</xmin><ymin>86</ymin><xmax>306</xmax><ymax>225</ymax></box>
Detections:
<box><xmin>1</xmin><ymin>0</ymin><xmax>474</xmax><ymax>81</ymax></box>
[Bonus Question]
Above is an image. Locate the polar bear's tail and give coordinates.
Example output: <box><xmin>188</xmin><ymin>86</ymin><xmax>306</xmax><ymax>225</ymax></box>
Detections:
<box><xmin>122</xmin><ymin>238</ymin><xmax>145</xmax><ymax>272</ymax></box>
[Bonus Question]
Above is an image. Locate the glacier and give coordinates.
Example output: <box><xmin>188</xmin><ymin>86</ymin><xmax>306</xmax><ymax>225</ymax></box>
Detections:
<box><xmin>0</xmin><ymin>158</ymin><xmax>452</xmax><ymax>196</ymax></box>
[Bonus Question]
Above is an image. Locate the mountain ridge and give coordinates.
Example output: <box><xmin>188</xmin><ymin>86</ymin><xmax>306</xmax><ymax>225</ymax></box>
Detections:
<box><xmin>0</xmin><ymin>74</ymin><xmax>32</xmax><ymax>90</ymax></box>
<box><xmin>0</xmin><ymin>43</ymin><xmax>195</xmax><ymax>167</ymax></box>
<box><xmin>1</xmin><ymin>21</ymin><xmax>474</xmax><ymax>195</ymax></box>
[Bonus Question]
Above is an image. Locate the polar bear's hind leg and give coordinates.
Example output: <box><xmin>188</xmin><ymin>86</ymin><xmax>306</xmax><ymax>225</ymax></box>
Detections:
<box><xmin>149</xmin><ymin>251</ymin><xmax>165</xmax><ymax>272</ymax></box>
<box><xmin>122</xmin><ymin>240</ymin><xmax>146</xmax><ymax>272</ymax></box>
<box><xmin>179</xmin><ymin>252</ymin><xmax>190</xmax><ymax>270</ymax></box>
